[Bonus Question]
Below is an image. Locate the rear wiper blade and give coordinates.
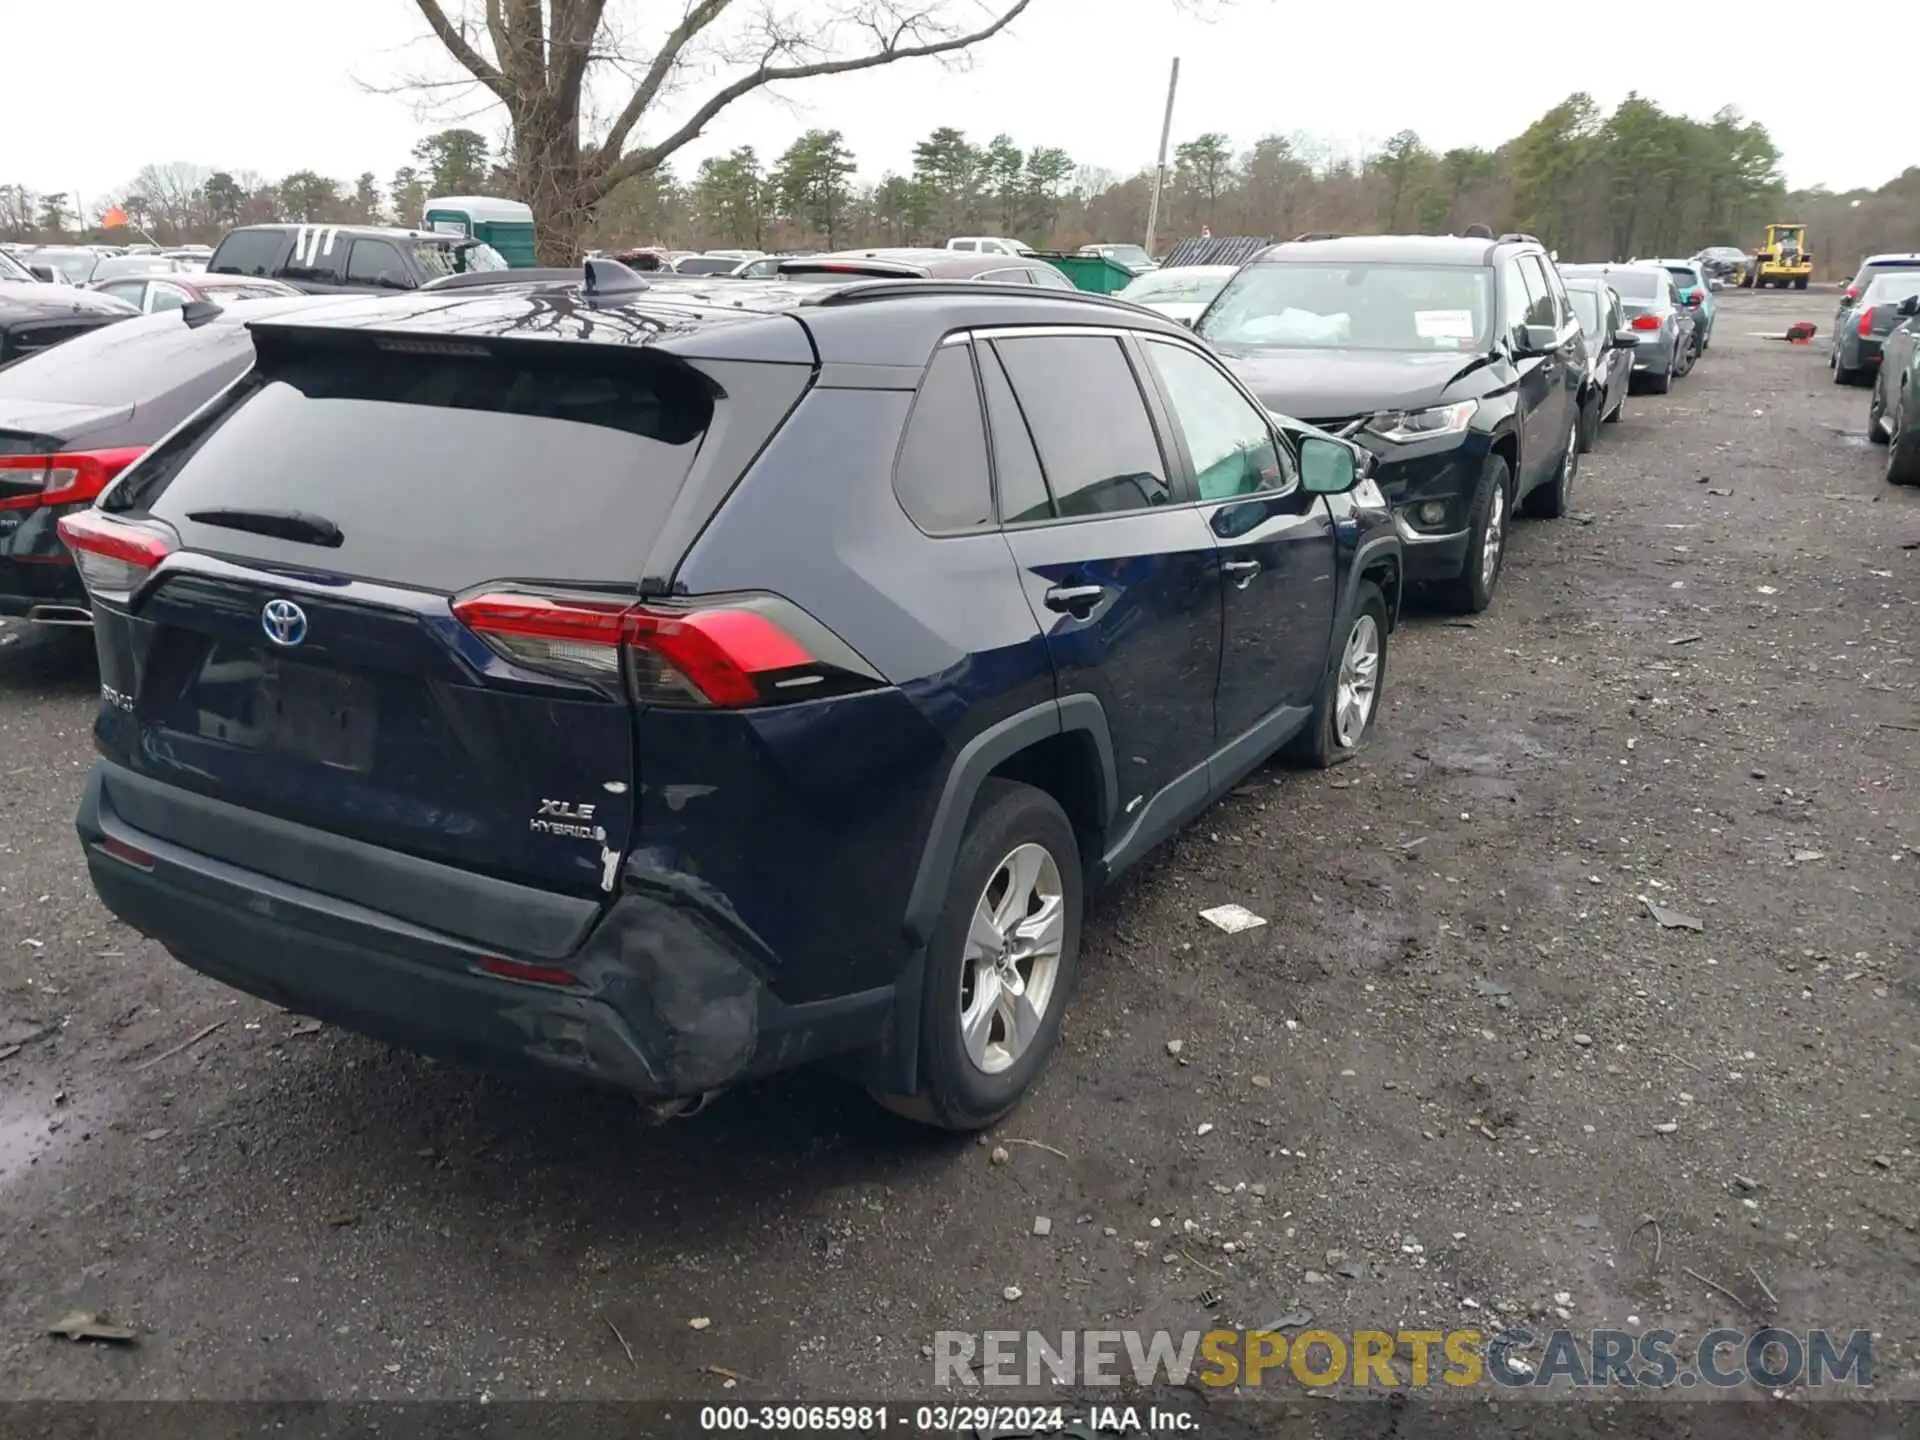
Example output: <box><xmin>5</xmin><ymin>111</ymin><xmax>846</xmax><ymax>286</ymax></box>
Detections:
<box><xmin>185</xmin><ymin>507</ymin><xmax>343</xmax><ymax>548</ymax></box>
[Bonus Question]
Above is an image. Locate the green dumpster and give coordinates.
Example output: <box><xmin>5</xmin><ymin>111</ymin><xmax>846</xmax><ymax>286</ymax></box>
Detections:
<box><xmin>1033</xmin><ymin>252</ymin><xmax>1138</xmax><ymax>295</ymax></box>
<box><xmin>421</xmin><ymin>195</ymin><xmax>538</xmax><ymax>268</ymax></box>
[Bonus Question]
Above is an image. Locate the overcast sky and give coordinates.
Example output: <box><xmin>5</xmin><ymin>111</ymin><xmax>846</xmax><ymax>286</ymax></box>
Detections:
<box><xmin>6</xmin><ymin>0</ymin><xmax>1909</xmax><ymax>210</ymax></box>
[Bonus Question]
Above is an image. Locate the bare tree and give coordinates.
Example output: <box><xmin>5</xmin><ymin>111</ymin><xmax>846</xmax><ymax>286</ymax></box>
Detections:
<box><xmin>399</xmin><ymin>0</ymin><xmax>1032</xmax><ymax>261</ymax></box>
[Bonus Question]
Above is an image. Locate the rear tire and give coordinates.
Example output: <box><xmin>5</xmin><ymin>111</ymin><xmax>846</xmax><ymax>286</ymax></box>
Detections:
<box><xmin>1869</xmin><ymin>379</ymin><xmax>1890</xmax><ymax>445</ymax></box>
<box><xmin>1436</xmin><ymin>454</ymin><xmax>1511</xmax><ymax>615</ymax></box>
<box><xmin>1641</xmin><ymin>357</ymin><xmax>1673</xmax><ymax>395</ymax></box>
<box><xmin>886</xmin><ymin>779</ymin><xmax>1083</xmax><ymax>1131</ymax></box>
<box><xmin>1834</xmin><ymin>352</ymin><xmax>1861</xmax><ymax>386</ymax></box>
<box><xmin>1793</xmin><ymin>276</ymin><xmax>1808</xmax><ymax>291</ymax></box>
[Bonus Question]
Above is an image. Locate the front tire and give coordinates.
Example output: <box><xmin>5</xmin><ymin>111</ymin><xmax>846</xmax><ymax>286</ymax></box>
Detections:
<box><xmin>1576</xmin><ymin>390</ymin><xmax>1601</xmax><ymax>453</ymax></box>
<box><xmin>1526</xmin><ymin>418</ymin><xmax>1578</xmax><ymax>517</ymax></box>
<box><xmin>1284</xmin><ymin>582</ymin><xmax>1388</xmax><ymax>769</ymax></box>
<box><xmin>1889</xmin><ymin>396</ymin><xmax>1920</xmax><ymax>486</ymax></box>
<box><xmin>894</xmin><ymin>780</ymin><xmax>1083</xmax><ymax>1130</ymax></box>
<box><xmin>1793</xmin><ymin>276</ymin><xmax>1808</xmax><ymax>291</ymax></box>
<box><xmin>1436</xmin><ymin>454</ymin><xmax>1511</xmax><ymax>615</ymax></box>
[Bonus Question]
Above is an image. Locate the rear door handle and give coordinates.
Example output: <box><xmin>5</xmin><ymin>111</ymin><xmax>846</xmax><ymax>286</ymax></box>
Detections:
<box><xmin>1222</xmin><ymin>558</ymin><xmax>1262</xmax><ymax>587</ymax></box>
<box><xmin>1043</xmin><ymin>583</ymin><xmax>1104</xmax><ymax>616</ymax></box>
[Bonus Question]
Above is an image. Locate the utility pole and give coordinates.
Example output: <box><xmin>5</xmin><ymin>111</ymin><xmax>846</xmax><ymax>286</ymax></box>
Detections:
<box><xmin>1142</xmin><ymin>57</ymin><xmax>1179</xmax><ymax>260</ymax></box>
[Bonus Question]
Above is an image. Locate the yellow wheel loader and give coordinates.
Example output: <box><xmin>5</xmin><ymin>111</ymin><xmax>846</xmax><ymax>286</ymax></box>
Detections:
<box><xmin>1740</xmin><ymin>223</ymin><xmax>1812</xmax><ymax>290</ymax></box>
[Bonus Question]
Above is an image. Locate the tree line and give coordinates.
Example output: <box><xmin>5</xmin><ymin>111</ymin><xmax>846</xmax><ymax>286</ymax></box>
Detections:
<box><xmin>5</xmin><ymin>97</ymin><xmax>1915</xmax><ymax>275</ymax></box>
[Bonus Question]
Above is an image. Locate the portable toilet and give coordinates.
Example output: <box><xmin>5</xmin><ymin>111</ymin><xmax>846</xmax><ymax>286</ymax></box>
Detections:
<box><xmin>421</xmin><ymin>196</ymin><xmax>537</xmax><ymax>268</ymax></box>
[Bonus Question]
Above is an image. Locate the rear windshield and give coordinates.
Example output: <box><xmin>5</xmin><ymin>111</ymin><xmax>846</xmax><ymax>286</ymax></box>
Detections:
<box><xmin>0</xmin><ymin>311</ymin><xmax>249</xmax><ymax>408</ymax></box>
<box><xmin>1662</xmin><ymin>266</ymin><xmax>1698</xmax><ymax>285</ymax></box>
<box><xmin>115</xmin><ymin>342</ymin><xmax>713</xmax><ymax>593</ymax></box>
<box><xmin>32</xmin><ymin>249</ymin><xmax>99</xmax><ymax>283</ymax></box>
<box><xmin>1863</xmin><ymin>272</ymin><xmax>1920</xmax><ymax>306</ymax></box>
<box><xmin>1597</xmin><ymin>269</ymin><xmax>1661</xmax><ymax>300</ymax></box>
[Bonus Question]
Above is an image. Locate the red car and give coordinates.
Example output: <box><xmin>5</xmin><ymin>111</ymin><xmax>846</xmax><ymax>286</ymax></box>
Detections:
<box><xmin>87</xmin><ymin>270</ymin><xmax>299</xmax><ymax>315</ymax></box>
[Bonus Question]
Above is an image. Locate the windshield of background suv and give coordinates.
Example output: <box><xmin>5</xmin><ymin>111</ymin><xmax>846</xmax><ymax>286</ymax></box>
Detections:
<box><xmin>32</xmin><ymin>249</ymin><xmax>98</xmax><ymax>283</ymax></box>
<box><xmin>1198</xmin><ymin>262</ymin><xmax>1494</xmax><ymax>352</ymax></box>
<box><xmin>1121</xmin><ymin>268</ymin><xmax>1231</xmax><ymax>304</ymax></box>
<box><xmin>1097</xmin><ymin>245</ymin><xmax>1154</xmax><ymax>267</ymax></box>
<box><xmin>409</xmin><ymin>240</ymin><xmax>508</xmax><ymax>279</ymax></box>
<box><xmin>1663</xmin><ymin>265</ymin><xmax>1701</xmax><ymax>289</ymax></box>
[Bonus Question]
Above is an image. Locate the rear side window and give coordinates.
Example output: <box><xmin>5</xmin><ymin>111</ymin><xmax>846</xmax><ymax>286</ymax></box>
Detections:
<box><xmin>281</xmin><ymin>230</ymin><xmax>346</xmax><ymax>284</ymax></box>
<box><xmin>991</xmin><ymin>334</ymin><xmax>1172</xmax><ymax>519</ymax></box>
<box><xmin>346</xmin><ymin>239</ymin><xmax>409</xmax><ymax>288</ymax></box>
<box><xmin>0</xmin><ymin>311</ymin><xmax>248</xmax><ymax>408</ymax></box>
<box><xmin>210</xmin><ymin>230</ymin><xmax>285</xmax><ymax>277</ymax></box>
<box><xmin>893</xmin><ymin>344</ymin><xmax>993</xmax><ymax>534</ymax></box>
<box><xmin>1516</xmin><ymin>256</ymin><xmax>1557</xmax><ymax>328</ymax></box>
<box><xmin>1601</xmin><ymin>269</ymin><xmax>1661</xmax><ymax>300</ymax></box>
<box><xmin>119</xmin><ymin>343</ymin><xmax>715</xmax><ymax>593</ymax></box>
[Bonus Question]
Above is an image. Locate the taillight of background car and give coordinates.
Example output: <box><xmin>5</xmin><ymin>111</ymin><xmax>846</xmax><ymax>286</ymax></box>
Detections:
<box><xmin>0</xmin><ymin>447</ymin><xmax>146</xmax><ymax>512</ymax></box>
<box><xmin>54</xmin><ymin>509</ymin><xmax>175</xmax><ymax>601</ymax></box>
<box><xmin>1631</xmin><ymin>315</ymin><xmax>1662</xmax><ymax>331</ymax></box>
<box><xmin>1859</xmin><ymin>307</ymin><xmax>1875</xmax><ymax>337</ymax></box>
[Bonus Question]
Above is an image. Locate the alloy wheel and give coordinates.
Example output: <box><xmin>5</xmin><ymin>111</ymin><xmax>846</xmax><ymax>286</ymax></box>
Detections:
<box><xmin>959</xmin><ymin>842</ymin><xmax>1065</xmax><ymax>1075</ymax></box>
<box><xmin>1333</xmin><ymin>614</ymin><xmax>1381</xmax><ymax>749</ymax></box>
<box><xmin>1480</xmin><ymin>482</ymin><xmax>1506</xmax><ymax>592</ymax></box>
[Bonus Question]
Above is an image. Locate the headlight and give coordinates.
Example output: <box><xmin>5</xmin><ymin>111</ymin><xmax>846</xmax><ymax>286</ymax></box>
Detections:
<box><xmin>1366</xmin><ymin>399</ymin><xmax>1479</xmax><ymax>444</ymax></box>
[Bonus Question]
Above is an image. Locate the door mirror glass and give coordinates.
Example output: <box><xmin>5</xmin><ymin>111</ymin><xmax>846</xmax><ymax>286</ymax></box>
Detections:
<box><xmin>1517</xmin><ymin>324</ymin><xmax>1558</xmax><ymax>355</ymax></box>
<box><xmin>1299</xmin><ymin>436</ymin><xmax>1359</xmax><ymax>495</ymax></box>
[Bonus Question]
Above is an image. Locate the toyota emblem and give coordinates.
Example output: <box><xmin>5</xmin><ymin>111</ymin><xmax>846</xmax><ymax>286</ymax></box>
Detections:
<box><xmin>261</xmin><ymin>598</ymin><xmax>308</xmax><ymax>647</ymax></box>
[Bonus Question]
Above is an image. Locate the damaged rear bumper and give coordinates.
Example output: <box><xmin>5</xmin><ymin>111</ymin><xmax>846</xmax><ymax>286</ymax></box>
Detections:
<box><xmin>77</xmin><ymin>762</ymin><xmax>894</xmax><ymax>1098</ymax></box>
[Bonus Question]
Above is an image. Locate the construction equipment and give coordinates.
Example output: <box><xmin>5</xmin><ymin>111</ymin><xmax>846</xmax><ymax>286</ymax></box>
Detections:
<box><xmin>1740</xmin><ymin>223</ymin><xmax>1812</xmax><ymax>291</ymax></box>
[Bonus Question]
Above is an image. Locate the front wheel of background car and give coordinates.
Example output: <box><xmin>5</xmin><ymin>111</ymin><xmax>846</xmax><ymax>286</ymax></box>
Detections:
<box><xmin>1437</xmin><ymin>454</ymin><xmax>1511</xmax><ymax>615</ymax></box>
<box><xmin>891</xmin><ymin>779</ymin><xmax>1083</xmax><ymax>1131</ymax></box>
<box><xmin>1577</xmin><ymin>391</ymin><xmax>1601</xmax><ymax>454</ymax></box>
<box><xmin>1526</xmin><ymin>420</ymin><xmax>1578</xmax><ymax>518</ymax></box>
<box><xmin>1283</xmin><ymin>581</ymin><xmax>1389</xmax><ymax>770</ymax></box>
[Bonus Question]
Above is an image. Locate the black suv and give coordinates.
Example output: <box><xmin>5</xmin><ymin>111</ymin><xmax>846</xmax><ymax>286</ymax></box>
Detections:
<box><xmin>1195</xmin><ymin>233</ymin><xmax>1589</xmax><ymax>613</ymax></box>
<box><xmin>207</xmin><ymin>224</ymin><xmax>511</xmax><ymax>294</ymax></box>
<box><xmin>65</xmin><ymin>264</ymin><xmax>1400</xmax><ymax>1129</ymax></box>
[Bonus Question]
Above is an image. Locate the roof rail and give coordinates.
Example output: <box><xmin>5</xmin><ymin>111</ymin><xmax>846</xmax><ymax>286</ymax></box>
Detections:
<box><xmin>801</xmin><ymin>279</ymin><xmax>1152</xmax><ymax>314</ymax></box>
<box><xmin>1289</xmin><ymin>232</ymin><xmax>1343</xmax><ymax>243</ymax></box>
<box><xmin>1497</xmin><ymin>232</ymin><xmax>1543</xmax><ymax>246</ymax></box>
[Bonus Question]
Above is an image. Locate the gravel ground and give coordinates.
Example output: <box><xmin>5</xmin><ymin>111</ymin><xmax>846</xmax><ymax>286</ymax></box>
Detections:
<box><xmin>0</xmin><ymin>288</ymin><xmax>1914</xmax><ymax>1420</ymax></box>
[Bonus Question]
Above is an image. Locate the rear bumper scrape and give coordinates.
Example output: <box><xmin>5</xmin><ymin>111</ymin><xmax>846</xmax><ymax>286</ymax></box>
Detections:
<box><xmin>77</xmin><ymin>767</ymin><xmax>893</xmax><ymax>1098</ymax></box>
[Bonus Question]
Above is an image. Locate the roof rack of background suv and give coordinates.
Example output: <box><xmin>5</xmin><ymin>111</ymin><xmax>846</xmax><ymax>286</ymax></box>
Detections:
<box><xmin>1498</xmin><ymin>232</ymin><xmax>1544</xmax><ymax>245</ymax></box>
<box><xmin>1290</xmin><ymin>232</ymin><xmax>1343</xmax><ymax>242</ymax></box>
<box><xmin>802</xmin><ymin>279</ymin><xmax>1151</xmax><ymax>313</ymax></box>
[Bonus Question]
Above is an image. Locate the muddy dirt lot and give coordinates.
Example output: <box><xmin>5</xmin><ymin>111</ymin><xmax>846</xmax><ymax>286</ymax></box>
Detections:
<box><xmin>1</xmin><ymin>287</ymin><xmax>1914</xmax><ymax>1416</ymax></box>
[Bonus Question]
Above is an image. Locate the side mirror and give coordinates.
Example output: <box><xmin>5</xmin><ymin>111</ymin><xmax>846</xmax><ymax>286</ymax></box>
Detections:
<box><xmin>1898</xmin><ymin>295</ymin><xmax>1920</xmax><ymax>318</ymax></box>
<box><xmin>1612</xmin><ymin>330</ymin><xmax>1642</xmax><ymax>350</ymax></box>
<box><xmin>28</xmin><ymin>263</ymin><xmax>55</xmax><ymax>282</ymax></box>
<box><xmin>1299</xmin><ymin>435</ymin><xmax>1361</xmax><ymax>495</ymax></box>
<box><xmin>1517</xmin><ymin>324</ymin><xmax>1559</xmax><ymax>355</ymax></box>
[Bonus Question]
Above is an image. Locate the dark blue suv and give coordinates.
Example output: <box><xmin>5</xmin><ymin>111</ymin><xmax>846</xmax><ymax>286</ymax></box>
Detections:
<box><xmin>64</xmin><ymin>265</ymin><xmax>1401</xmax><ymax>1129</ymax></box>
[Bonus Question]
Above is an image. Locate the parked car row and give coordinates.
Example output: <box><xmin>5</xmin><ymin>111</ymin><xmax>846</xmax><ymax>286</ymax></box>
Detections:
<box><xmin>1843</xmin><ymin>253</ymin><xmax>1920</xmax><ymax>485</ymax></box>
<box><xmin>0</xmin><ymin>226</ymin><xmax>1722</xmax><ymax>1129</ymax></box>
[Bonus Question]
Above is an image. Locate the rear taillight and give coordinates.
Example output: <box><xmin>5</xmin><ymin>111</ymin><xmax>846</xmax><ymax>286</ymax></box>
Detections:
<box><xmin>452</xmin><ymin>591</ymin><xmax>877</xmax><ymax>708</ymax></box>
<box><xmin>1859</xmin><ymin>307</ymin><xmax>1875</xmax><ymax>337</ymax></box>
<box><xmin>54</xmin><ymin>510</ymin><xmax>175</xmax><ymax>602</ymax></box>
<box><xmin>1631</xmin><ymin>314</ymin><xmax>1661</xmax><ymax>331</ymax></box>
<box><xmin>0</xmin><ymin>446</ymin><xmax>146</xmax><ymax>512</ymax></box>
